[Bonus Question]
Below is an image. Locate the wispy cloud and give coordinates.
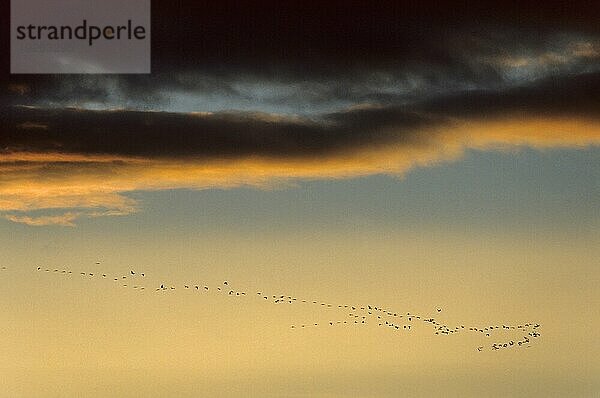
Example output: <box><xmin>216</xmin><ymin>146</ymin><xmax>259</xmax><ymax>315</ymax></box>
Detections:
<box><xmin>3</xmin><ymin>212</ymin><xmax>80</xmax><ymax>227</ymax></box>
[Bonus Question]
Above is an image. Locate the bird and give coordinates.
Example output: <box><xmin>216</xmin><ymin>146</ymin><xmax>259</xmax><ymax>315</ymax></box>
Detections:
<box><xmin>131</xmin><ymin>271</ymin><xmax>135</xmax><ymax>275</ymax></box>
<box><xmin>437</xmin><ymin>308</ymin><xmax>442</xmax><ymax>312</ymax></box>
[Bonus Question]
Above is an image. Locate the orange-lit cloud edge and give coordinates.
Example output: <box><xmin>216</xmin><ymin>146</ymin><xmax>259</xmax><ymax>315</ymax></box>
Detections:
<box><xmin>1</xmin><ymin>115</ymin><xmax>599</xmax><ymax>226</ymax></box>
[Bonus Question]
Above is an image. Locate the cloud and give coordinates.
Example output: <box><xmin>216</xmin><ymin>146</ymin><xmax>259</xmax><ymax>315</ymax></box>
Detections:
<box><xmin>0</xmin><ymin>2</ymin><xmax>597</xmax><ymax>226</ymax></box>
<box><xmin>17</xmin><ymin>122</ymin><xmax>48</xmax><ymax>130</ymax></box>
<box><xmin>3</xmin><ymin>30</ymin><xmax>597</xmax><ymax>116</ymax></box>
<box><xmin>3</xmin><ymin>72</ymin><xmax>599</xmax><ymax>159</ymax></box>
<box><xmin>1</xmin><ymin>114</ymin><xmax>598</xmax><ymax>225</ymax></box>
<box><xmin>3</xmin><ymin>213</ymin><xmax>80</xmax><ymax>227</ymax></box>
<box><xmin>1</xmin><ymin>74</ymin><xmax>599</xmax><ymax>225</ymax></box>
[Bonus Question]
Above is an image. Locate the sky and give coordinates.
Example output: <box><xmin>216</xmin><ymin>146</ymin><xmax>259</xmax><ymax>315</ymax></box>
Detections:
<box><xmin>0</xmin><ymin>1</ymin><xmax>599</xmax><ymax>397</ymax></box>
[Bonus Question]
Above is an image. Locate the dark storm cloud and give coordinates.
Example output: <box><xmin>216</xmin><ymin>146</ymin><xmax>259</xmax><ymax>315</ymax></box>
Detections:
<box><xmin>2</xmin><ymin>0</ymin><xmax>599</xmax><ymax>110</ymax></box>
<box><xmin>2</xmin><ymin>72</ymin><xmax>599</xmax><ymax>160</ymax></box>
<box><xmin>146</xmin><ymin>0</ymin><xmax>600</xmax><ymax>74</ymax></box>
<box><xmin>4</xmin><ymin>32</ymin><xmax>598</xmax><ymax>111</ymax></box>
<box><xmin>417</xmin><ymin>72</ymin><xmax>600</xmax><ymax>118</ymax></box>
<box><xmin>0</xmin><ymin>105</ymin><xmax>431</xmax><ymax>159</ymax></box>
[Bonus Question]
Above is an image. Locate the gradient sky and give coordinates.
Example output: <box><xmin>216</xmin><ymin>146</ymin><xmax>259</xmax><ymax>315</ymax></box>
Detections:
<box><xmin>1</xmin><ymin>1</ymin><xmax>599</xmax><ymax>397</ymax></box>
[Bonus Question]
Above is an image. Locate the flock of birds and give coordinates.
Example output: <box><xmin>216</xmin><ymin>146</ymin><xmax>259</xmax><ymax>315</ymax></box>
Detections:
<box><xmin>3</xmin><ymin>264</ymin><xmax>542</xmax><ymax>352</ymax></box>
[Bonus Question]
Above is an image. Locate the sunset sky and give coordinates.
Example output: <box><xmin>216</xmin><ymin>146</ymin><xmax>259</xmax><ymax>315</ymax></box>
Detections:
<box><xmin>1</xmin><ymin>1</ymin><xmax>599</xmax><ymax>397</ymax></box>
